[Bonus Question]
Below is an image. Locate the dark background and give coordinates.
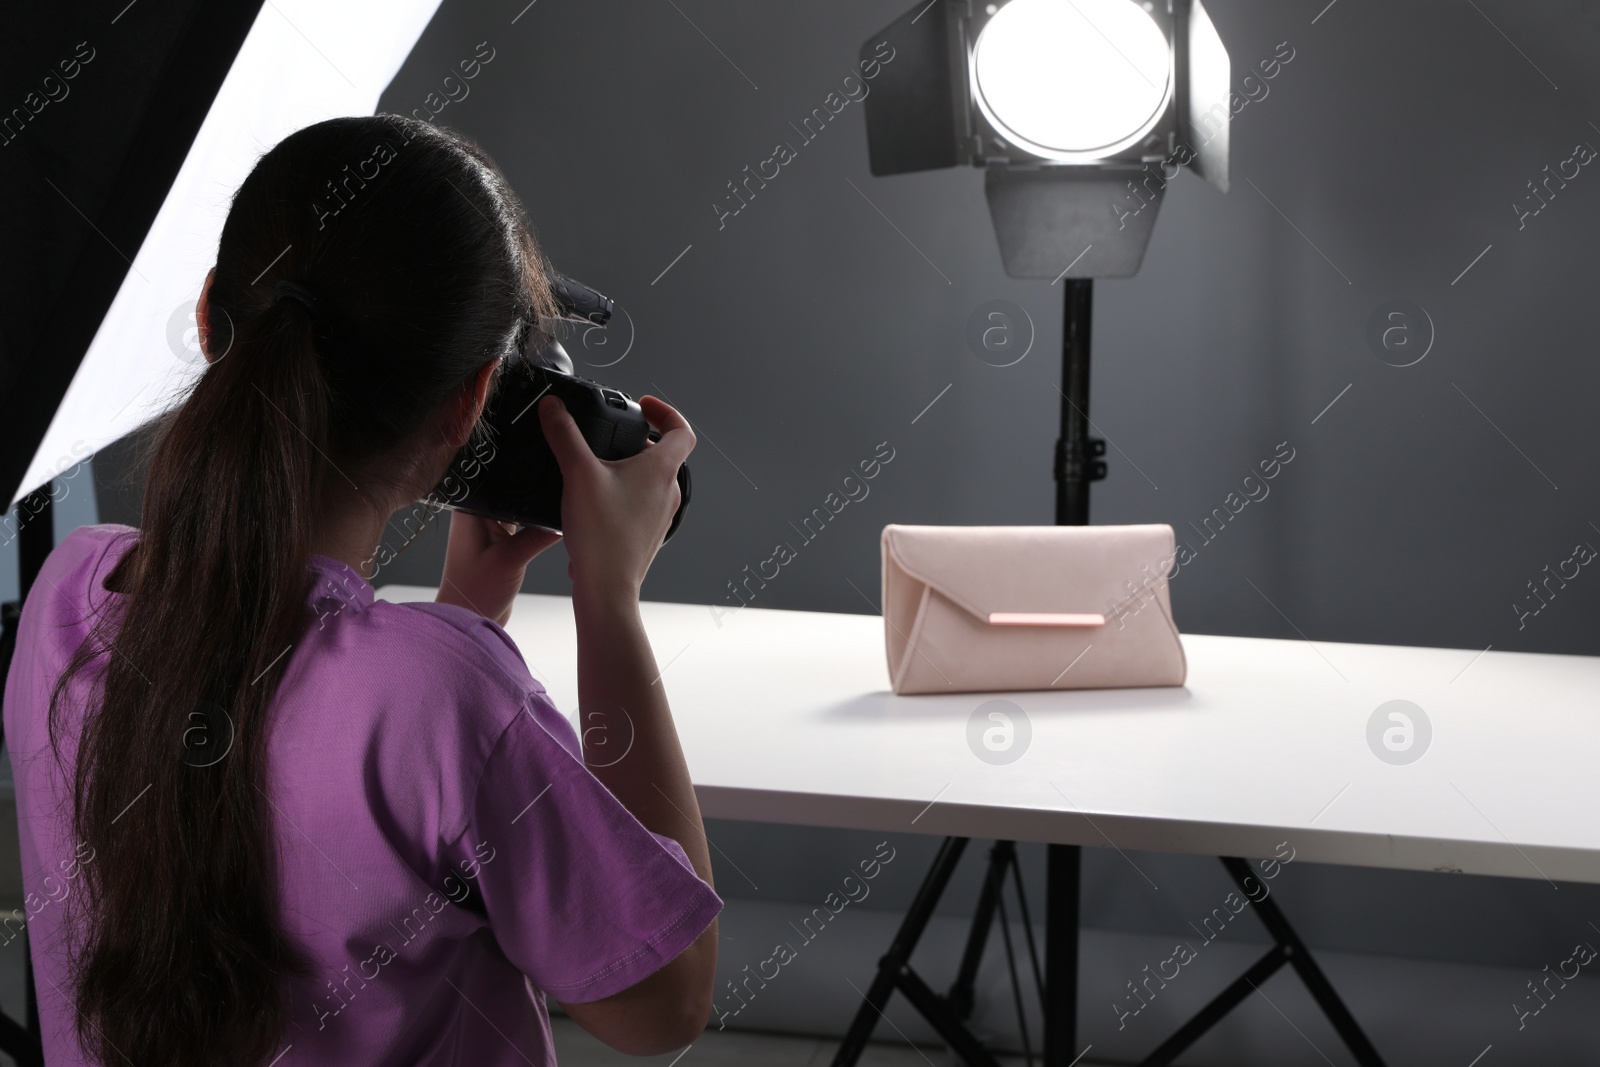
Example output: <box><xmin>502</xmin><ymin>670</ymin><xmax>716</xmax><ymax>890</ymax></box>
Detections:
<box><xmin>361</xmin><ymin>0</ymin><xmax>1600</xmax><ymax>658</ymax></box>
<box><xmin>84</xmin><ymin>0</ymin><xmax>1600</xmax><ymax>1033</ymax></box>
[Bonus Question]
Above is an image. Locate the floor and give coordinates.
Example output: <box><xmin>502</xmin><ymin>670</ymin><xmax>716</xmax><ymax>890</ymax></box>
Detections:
<box><xmin>549</xmin><ymin>1015</ymin><xmax>1110</xmax><ymax>1067</ymax></box>
<box><xmin>0</xmin><ymin>938</ymin><xmax>1096</xmax><ymax>1067</ymax></box>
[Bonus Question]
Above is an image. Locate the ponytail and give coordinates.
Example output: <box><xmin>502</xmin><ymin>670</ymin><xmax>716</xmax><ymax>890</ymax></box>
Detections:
<box><xmin>45</xmin><ymin>114</ymin><xmax>556</xmax><ymax>1066</ymax></box>
<box><xmin>50</xmin><ymin>291</ymin><xmax>330</xmax><ymax>1065</ymax></box>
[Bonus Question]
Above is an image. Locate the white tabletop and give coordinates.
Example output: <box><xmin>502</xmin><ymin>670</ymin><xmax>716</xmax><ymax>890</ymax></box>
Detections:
<box><xmin>378</xmin><ymin>587</ymin><xmax>1600</xmax><ymax>885</ymax></box>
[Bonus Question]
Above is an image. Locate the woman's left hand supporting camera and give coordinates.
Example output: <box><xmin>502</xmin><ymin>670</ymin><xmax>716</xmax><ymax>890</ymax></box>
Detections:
<box><xmin>436</xmin><ymin>510</ymin><xmax>563</xmax><ymax>626</ymax></box>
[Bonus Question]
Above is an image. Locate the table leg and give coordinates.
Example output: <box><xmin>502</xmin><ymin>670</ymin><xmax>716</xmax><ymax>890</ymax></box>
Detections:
<box><xmin>1133</xmin><ymin>857</ymin><xmax>1388</xmax><ymax>1066</ymax></box>
<box><xmin>832</xmin><ymin>837</ymin><xmax>971</xmax><ymax>1066</ymax></box>
<box><xmin>1043</xmin><ymin>843</ymin><xmax>1081</xmax><ymax>1066</ymax></box>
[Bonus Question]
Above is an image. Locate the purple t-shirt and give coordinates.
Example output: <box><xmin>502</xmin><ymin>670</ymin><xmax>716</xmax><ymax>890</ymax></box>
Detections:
<box><xmin>3</xmin><ymin>524</ymin><xmax>721</xmax><ymax>1065</ymax></box>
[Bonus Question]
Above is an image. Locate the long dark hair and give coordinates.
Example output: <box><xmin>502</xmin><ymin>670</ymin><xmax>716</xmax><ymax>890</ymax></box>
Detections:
<box><xmin>46</xmin><ymin>115</ymin><xmax>555</xmax><ymax>1066</ymax></box>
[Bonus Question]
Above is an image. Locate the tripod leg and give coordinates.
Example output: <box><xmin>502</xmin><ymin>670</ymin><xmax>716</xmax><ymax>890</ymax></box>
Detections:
<box><xmin>947</xmin><ymin>841</ymin><xmax>1013</xmax><ymax>1021</ymax></box>
<box><xmin>1137</xmin><ymin>945</ymin><xmax>1291</xmax><ymax>1066</ymax></box>
<box><xmin>1219</xmin><ymin>857</ymin><xmax>1387</xmax><ymax>1067</ymax></box>
<box><xmin>995</xmin><ymin>888</ymin><xmax>1034</xmax><ymax>1066</ymax></box>
<box><xmin>1043</xmin><ymin>844</ymin><xmax>1081</xmax><ymax>1067</ymax></box>
<box><xmin>832</xmin><ymin>837</ymin><xmax>970</xmax><ymax>1067</ymax></box>
<box><xmin>1008</xmin><ymin>846</ymin><xmax>1046</xmax><ymax>1004</ymax></box>
<box><xmin>897</xmin><ymin>967</ymin><xmax>1007</xmax><ymax>1067</ymax></box>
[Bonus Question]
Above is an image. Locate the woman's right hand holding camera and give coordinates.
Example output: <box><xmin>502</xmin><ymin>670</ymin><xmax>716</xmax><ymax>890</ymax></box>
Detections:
<box><xmin>536</xmin><ymin>393</ymin><xmax>695</xmax><ymax>606</ymax></box>
<box><xmin>537</xmin><ymin>392</ymin><xmax>718</xmax><ymax>1049</ymax></box>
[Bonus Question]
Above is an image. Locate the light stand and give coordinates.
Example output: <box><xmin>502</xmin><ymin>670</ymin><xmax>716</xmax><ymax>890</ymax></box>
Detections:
<box><xmin>837</xmin><ymin>280</ymin><xmax>1393</xmax><ymax>1067</ymax></box>
<box><xmin>843</xmin><ymin>1</ymin><xmax>1391</xmax><ymax>1062</ymax></box>
<box><xmin>842</xmin><ymin>0</ymin><xmax>1189</xmax><ymax>1055</ymax></box>
<box><xmin>1056</xmin><ymin>279</ymin><xmax>1106</xmax><ymax>528</ymax></box>
<box><xmin>1041</xmin><ymin>278</ymin><xmax>1101</xmax><ymax>1064</ymax></box>
<box><xmin>834</xmin><ymin>283</ymin><xmax>1105</xmax><ymax>1067</ymax></box>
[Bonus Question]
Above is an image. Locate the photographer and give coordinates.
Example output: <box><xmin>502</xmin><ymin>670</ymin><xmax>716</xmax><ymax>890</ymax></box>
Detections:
<box><xmin>2</xmin><ymin>114</ymin><xmax>717</xmax><ymax>1066</ymax></box>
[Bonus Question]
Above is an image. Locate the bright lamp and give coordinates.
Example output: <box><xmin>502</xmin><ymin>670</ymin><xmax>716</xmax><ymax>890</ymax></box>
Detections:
<box><xmin>860</xmin><ymin>0</ymin><xmax>1230</xmax><ymax>278</ymax></box>
<box><xmin>971</xmin><ymin>0</ymin><xmax>1172</xmax><ymax>160</ymax></box>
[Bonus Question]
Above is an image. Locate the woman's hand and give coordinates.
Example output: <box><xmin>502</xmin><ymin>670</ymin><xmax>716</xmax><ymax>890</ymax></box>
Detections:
<box><xmin>436</xmin><ymin>510</ymin><xmax>563</xmax><ymax>626</ymax></box>
<box><xmin>537</xmin><ymin>393</ymin><xmax>695</xmax><ymax>607</ymax></box>
<box><xmin>546</xmin><ymin>392</ymin><xmax>715</xmax><ymax>1056</ymax></box>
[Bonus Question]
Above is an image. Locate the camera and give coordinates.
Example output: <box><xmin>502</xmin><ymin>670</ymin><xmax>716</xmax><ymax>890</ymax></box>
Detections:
<box><xmin>434</xmin><ymin>274</ymin><xmax>691</xmax><ymax>542</ymax></box>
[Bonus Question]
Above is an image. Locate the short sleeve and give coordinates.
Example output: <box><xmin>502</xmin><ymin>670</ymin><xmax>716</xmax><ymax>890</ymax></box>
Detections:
<box><xmin>444</xmin><ymin>690</ymin><xmax>722</xmax><ymax>1003</ymax></box>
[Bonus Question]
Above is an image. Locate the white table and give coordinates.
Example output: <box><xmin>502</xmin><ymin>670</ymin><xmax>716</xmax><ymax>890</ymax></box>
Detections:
<box><xmin>378</xmin><ymin>588</ymin><xmax>1600</xmax><ymax>1063</ymax></box>
<box><xmin>379</xmin><ymin>588</ymin><xmax>1600</xmax><ymax>884</ymax></box>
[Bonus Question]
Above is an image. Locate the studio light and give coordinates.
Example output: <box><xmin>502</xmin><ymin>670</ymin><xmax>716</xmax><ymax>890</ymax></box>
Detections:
<box><xmin>848</xmin><ymin>12</ymin><xmax>1235</xmax><ymax>1059</ymax></box>
<box><xmin>856</xmin><ymin>0</ymin><xmax>1235</xmax><ymax>522</ymax></box>
<box><xmin>860</xmin><ymin>0</ymin><xmax>1230</xmax><ymax>278</ymax></box>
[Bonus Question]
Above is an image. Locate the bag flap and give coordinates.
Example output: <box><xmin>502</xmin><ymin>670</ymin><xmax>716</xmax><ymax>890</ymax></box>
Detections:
<box><xmin>882</xmin><ymin>524</ymin><xmax>1176</xmax><ymax>622</ymax></box>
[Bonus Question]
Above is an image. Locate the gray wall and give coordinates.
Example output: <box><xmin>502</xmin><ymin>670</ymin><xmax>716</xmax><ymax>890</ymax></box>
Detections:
<box><xmin>376</xmin><ymin>0</ymin><xmax>1600</xmax><ymax>657</ymax></box>
<box><xmin>73</xmin><ymin>0</ymin><xmax>1600</xmax><ymax>1058</ymax></box>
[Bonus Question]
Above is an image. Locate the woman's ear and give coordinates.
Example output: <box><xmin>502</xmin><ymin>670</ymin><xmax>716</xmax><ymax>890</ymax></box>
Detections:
<box><xmin>196</xmin><ymin>268</ymin><xmax>219</xmax><ymax>362</ymax></box>
<box><xmin>447</xmin><ymin>358</ymin><xmax>500</xmax><ymax>448</ymax></box>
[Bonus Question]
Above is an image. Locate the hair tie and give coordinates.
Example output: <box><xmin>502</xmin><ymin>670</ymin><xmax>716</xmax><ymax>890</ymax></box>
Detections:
<box><xmin>273</xmin><ymin>279</ymin><xmax>321</xmax><ymax>317</ymax></box>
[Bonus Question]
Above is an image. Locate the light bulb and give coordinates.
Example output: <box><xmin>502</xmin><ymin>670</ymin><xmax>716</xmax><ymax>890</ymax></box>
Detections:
<box><xmin>972</xmin><ymin>0</ymin><xmax>1172</xmax><ymax>161</ymax></box>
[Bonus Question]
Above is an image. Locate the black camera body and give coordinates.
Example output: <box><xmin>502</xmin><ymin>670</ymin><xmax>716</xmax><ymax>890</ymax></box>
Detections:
<box><xmin>435</xmin><ymin>275</ymin><xmax>690</xmax><ymax>542</ymax></box>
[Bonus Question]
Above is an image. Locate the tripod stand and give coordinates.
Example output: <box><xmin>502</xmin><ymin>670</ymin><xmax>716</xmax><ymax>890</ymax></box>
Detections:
<box><xmin>832</xmin><ymin>280</ymin><xmax>1388</xmax><ymax>1066</ymax></box>
<box><xmin>833</xmin><ymin>281</ymin><xmax>1101</xmax><ymax>1067</ymax></box>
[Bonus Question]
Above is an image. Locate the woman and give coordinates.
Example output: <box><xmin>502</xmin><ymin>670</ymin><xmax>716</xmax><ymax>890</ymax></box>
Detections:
<box><xmin>2</xmin><ymin>115</ymin><xmax>719</xmax><ymax>1066</ymax></box>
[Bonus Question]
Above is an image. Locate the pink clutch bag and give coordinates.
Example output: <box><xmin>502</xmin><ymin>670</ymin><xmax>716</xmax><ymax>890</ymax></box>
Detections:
<box><xmin>881</xmin><ymin>524</ymin><xmax>1187</xmax><ymax>695</ymax></box>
